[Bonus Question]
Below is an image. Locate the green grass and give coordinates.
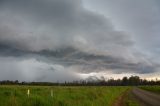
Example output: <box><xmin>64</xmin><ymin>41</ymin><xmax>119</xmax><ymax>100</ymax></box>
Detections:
<box><xmin>139</xmin><ymin>86</ymin><xmax>160</xmax><ymax>94</ymax></box>
<box><xmin>0</xmin><ymin>85</ymin><xmax>129</xmax><ymax>106</ymax></box>
<box><xmin>124</xmin><ymin>89</ymin><xmax>140</xmax><ymax>106</ymax></box>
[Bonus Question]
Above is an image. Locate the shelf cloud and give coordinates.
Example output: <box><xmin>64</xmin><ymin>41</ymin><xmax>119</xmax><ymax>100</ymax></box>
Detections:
<box><xmin>0</xmin><ymin>0</ymin><xmax>159</xmax><ymax>81</ymax></box>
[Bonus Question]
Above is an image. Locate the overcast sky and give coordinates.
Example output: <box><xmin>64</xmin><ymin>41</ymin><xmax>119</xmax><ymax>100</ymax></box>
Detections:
<box><xmin>0</xmin><ymin>0</ymin><xmax>160</xmax><ymax>82</ymax></box>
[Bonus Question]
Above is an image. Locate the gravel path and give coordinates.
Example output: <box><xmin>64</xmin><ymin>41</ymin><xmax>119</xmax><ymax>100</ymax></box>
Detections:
<box><xmin>132</xmin><ymin>88</ymin><xmax>160</xmax><ymax>106</ymax></box>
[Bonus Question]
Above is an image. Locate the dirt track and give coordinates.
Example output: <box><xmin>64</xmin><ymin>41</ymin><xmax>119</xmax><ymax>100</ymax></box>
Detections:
<box><xmin>132</xmin><ymin>88</ymin><xmax>160</xmax><ymax>106</ymax></box>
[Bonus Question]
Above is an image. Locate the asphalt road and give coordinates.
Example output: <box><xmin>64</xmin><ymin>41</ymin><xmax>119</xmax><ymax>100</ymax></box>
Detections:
<box><xmin>132</xmin><ymin>88</ymin><xmax>160</xmax><ymax>106</ymax></box>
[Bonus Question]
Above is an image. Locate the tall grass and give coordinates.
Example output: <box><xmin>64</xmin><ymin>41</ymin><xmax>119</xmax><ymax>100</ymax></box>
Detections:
<box><xmin>0</xmin><ymin>85</ymin><xmax>129</xmax><ymax>106</ymax></box>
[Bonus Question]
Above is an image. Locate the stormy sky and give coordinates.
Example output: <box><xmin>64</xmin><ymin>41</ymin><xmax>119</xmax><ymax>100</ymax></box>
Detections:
<box><xmin>0</xmin><ymin>0</ymin><xmax>160</xmax><ymax>82</ymax></box>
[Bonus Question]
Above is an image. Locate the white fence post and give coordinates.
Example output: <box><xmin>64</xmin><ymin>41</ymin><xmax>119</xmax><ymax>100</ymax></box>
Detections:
<box><xmin>27</xmin><ymin>89</ymin><xmax>30</xmax><ymax>97</ymax></box>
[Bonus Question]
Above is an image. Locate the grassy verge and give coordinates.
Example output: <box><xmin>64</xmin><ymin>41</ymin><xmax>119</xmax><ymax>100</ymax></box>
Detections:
<box><xmin>139</xmin><ymin>86</ymin><xmax>160</xmax><ymax>94</ymax></box>
<box><xmin>124</xmin><ymin>88</ymin><xmax>140</xmax><ymax>106</ymax></box>
<box><xmin>0</xmin><ymin>85</ymin><xmax>129</xmax><ymax>106</ymax></box>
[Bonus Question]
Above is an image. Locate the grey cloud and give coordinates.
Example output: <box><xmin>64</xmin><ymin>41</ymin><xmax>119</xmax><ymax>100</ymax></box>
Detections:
<box><xmin>0</xmin><ymin>43</ymin><xmax>156</xmax><ymax>75</ymax></box>
<box><xmin>84</xmin><ymin>0</ymin><xmax>160</xmax><ymax>55</ymax></box>
<box><xmin>0</xmin><ymin>0</ymin><xmax>159</xmax><ymax>81</ymax></box>
<box><xmin>0</xmin><ymin>56</ymin><xmax>80</xmax><ymax>82</ymax></box>
<box><xmin>0</xmin><ymin>0</ymin><xmax>133</xmax><ymax>53</ymax></box>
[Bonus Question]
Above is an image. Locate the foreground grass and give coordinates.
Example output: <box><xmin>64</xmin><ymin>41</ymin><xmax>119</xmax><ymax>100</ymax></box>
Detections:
<box><xmin>124</xmin><ymin>89</ymin><xmax>140</xmax><ymax>106</ymax></box>
<box><xmin>139</xmin><ymin>86</ymin><xmax>160</xmax><ymax>94</ymax></box>
<box><xmin>0</xmin><ymin>85</ymin><xmax>129</xmax><ymax>106</ymax></box>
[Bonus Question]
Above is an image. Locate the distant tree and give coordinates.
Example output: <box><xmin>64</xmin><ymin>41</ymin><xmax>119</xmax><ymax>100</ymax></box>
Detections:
<box><xmin>0</xmin><ymin>75</ymin><xmax>159</xmax><ymax>86</ymax></box>
<box><xmin>128</xmin><ymin>76</ymin><xmax>140</xmax><ymax>86</ymax></box>
<box><xmin>122</xmin><ymin>77</ymin><xmax>128</xmax><ymax>86</ymax></box>
<box><xmin>14</xmin><ymin>80</ymin><xmax>19</xmax><ymax>84</ymax></box>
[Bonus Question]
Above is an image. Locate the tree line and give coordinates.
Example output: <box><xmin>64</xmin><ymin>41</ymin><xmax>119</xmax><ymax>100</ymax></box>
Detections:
<box><xmin>0</xmin><ymin>76</ymin><xmax>159</xmax><ymax>86</ymax></box>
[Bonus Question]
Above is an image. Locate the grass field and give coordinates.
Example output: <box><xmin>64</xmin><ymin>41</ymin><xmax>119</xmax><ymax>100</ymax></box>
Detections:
<box><xmin>124</xmin><ymin>90</ymin><xmax>140</xmax><ymax>106</ymax></box>
<box><xmin>139</xmin><ymin>86</ymin><xmax>160</xmax><ymax>94</ymax></box>
<box><xmin>0</xmin><ymin>86</ymin><xmax>129</xmax><ymax>106</ymax></box>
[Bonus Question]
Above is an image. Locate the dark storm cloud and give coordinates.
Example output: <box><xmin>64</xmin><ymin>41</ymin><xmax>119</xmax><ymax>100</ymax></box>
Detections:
<box><xmin>0</xmin><ymin>0</ymin><xmax>158</xmax><ymax>81</ymax></box>
<box><xmin>0</xmin><ymin>43</ymin><xmax>156</xmax><ymax>75</ymax></box>
<box><xmin>0</xmin><ymin>0</ymin><xmax>133</xmax><ymax>52</ymax></box>
<box><xmin>84</xmin><ymin>0</ymin><xmax>160</xmax><ymax>57</ymax></box>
